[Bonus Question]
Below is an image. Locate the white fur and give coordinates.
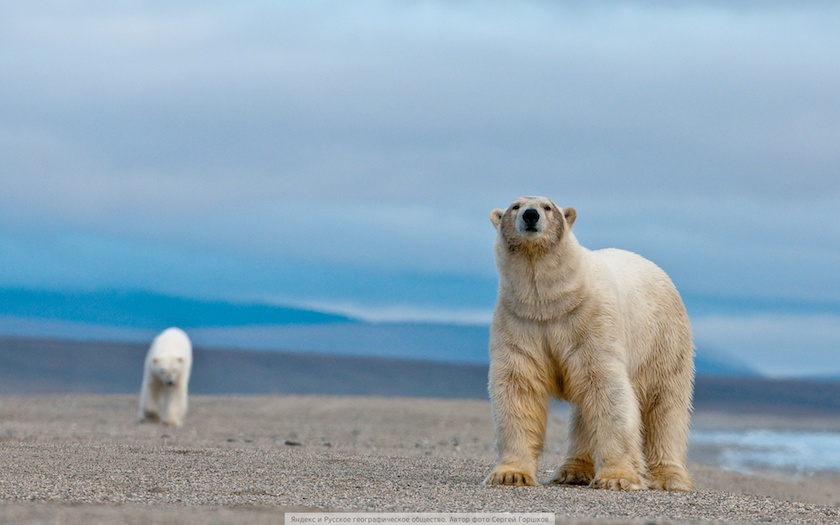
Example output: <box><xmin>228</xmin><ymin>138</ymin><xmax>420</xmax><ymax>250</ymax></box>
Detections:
<box><xmin>139</xmin><ymin>327</ymin><xmax>193</xmax><ymax>427</ymax></box>
<box><xmin>484</xmin><ymin>196</ymin><xmax>695</xmax><ymax>491</ymax></box>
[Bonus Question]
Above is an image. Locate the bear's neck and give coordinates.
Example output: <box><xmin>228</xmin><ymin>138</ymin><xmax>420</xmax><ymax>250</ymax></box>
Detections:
<box><xmin>497</xmin><ymin>234</ymin><xmax>588</xmax><ymax>320</ymax></box>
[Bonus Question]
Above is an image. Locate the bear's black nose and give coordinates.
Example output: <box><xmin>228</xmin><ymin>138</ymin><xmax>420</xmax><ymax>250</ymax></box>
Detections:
<box><xmin>522</xmin><ymin>208</ymin><xmax>540</xmax><ymax>226</ymax></box>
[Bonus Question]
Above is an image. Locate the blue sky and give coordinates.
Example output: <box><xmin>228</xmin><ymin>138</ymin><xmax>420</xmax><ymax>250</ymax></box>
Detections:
<box><xmin>1</xmin><ymin>1</ymin><xmax>839</xmax><ymax>376</ymax></box>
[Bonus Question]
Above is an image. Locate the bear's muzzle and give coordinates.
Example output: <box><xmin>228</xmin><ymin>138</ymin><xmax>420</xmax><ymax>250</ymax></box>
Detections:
<box><xmin>522</xmin><ymin>208</ymin><xmax>540</xmax><ymax>232</ymax></box>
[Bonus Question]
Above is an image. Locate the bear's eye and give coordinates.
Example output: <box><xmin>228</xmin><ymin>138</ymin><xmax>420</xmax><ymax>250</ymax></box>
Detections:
<box><xmin>511</xmin><ymin>205</ymin><xmax>520</xmax><ymax>210</ymax></box>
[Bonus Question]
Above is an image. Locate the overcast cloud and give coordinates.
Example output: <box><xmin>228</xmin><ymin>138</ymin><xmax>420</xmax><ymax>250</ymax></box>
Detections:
<box><xmin>1</xmin><ymin>1</ymin><xmax>839</xmax><ymax>375</ymax></box>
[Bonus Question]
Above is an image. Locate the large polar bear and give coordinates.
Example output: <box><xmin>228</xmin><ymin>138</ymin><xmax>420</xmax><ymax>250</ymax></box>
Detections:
<box><xmin>139</xmin><ymin>327</ymin><xmax>193</xmax><ymax>427</ymax></box>
<box><xmin>484</xmin><ymin>196</ymin><xmax>694</xmax><ymax>492</ymax></box>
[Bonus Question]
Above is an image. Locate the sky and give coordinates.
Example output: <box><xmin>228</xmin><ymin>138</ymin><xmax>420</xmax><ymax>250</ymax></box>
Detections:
<box><xmin>1</xmin><ymin>1</ymin><xmax>839</xmax><ymax>376</ymax></box>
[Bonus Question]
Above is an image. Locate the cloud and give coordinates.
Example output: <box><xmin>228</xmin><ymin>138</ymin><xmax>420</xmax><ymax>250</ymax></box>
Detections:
<box><xmin>693</xmin><ymin>314</ymin><xmax>840</xmax><ymax>377</ymax></box>
<box><xmin>5</xmin><ymin>2</ymin><xmax>840</xmax><ymax>202</ymax></box>
<box><xmin>1</xmin><ymin>0</ymin><xmax>839</xmax><ymax>315</ymax></box>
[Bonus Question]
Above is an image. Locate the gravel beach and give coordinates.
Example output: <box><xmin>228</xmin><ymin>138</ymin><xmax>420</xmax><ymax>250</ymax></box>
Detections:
<box><xmin>1</xmin><ymin>395</ymin><xmax>838</xmax><ymax>524</ymax></box>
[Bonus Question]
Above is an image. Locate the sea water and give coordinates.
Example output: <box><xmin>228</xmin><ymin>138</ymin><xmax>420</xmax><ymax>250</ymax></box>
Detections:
<box><xmin>690</xmin><ymin>429</ymin><xmax>840</xmax><ymax>475</ymax></box>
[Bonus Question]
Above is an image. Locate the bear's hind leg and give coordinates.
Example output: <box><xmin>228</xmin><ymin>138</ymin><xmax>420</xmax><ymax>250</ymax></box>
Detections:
<box><xmin>644</xmin><ymin>422</ymin><xmax>694</xmax><ymax>490</ymax></box>
<box><xmin>569</xmin><ymin>360</ymin><xmax>648</xmax><ymax>491</ymax></box>
<box><xmin>552</xmin><ymin>404</ymin><xmax>594</xmax><ymax>485</ymax></box>
<box><xmin>643</xmin><ymin>386</ymin><xmax>694</xmax><ymax>491</ymax></box>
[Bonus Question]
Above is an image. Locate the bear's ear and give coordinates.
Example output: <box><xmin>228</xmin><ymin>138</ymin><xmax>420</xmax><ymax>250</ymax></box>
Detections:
<box><xmin>489</xmin><ymin>208</ymin><xmax>504</xmax><ymax>229</ymax></box>
<box><xmin>563</xmin><ymin>207</ymin><xmax>577</xmax><ymax>228</ymax></box>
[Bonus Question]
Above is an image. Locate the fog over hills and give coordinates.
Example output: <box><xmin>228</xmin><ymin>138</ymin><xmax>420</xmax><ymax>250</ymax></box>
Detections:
<box><xmin>0</xmin><ymin>288</ymin><xmax>756</xmax><ymax>377</ymax></box>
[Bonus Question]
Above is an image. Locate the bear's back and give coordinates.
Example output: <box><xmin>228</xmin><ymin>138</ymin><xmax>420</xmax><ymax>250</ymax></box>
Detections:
<box><xmin>148</xmin><ymin>327</ymin><xmax>193</xmax><ymax>362</ymax></box>
<box><xmin>590</xmin><ymin>247</ymin><xmax>690</xmax><ymax>360</ymax></box>
<box><xmin>591</xmin><ymin>248</ymin><xmax>676</xmax><ymax>291</ymax></box>
<box><xmin>589</xmin><ymin>248</ymin><xmax>687</xmax><ymax>326</ymax></box>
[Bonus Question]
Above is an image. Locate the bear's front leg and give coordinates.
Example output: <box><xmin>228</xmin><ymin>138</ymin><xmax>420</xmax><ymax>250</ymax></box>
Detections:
<box><xmin>138</xmin><ymin>379</ymin><xmax>162</xmax><ymax>423</ymax></box>
<box><xmin>163</xmin><ymin>387</ymin><xmax>188</xmax><ymax>427</ymax></box>
<box><xmin>485</xmin><ymin>354</ymin><xmax>550</xmax><ymax>487</ymax></box>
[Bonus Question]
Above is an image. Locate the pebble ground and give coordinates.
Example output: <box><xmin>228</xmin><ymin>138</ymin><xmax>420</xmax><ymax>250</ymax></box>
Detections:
<box><xmin>1</xmin><ymin>395</ymin><xmax>838</xmax><ymax>524</ymax></box>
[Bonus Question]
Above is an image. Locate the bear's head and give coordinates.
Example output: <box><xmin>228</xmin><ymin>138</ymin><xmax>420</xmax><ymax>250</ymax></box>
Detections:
<box><xmin>490</xmin><ymin>196</ymin><xmax>576</xmax><ymax>257</ymax></box>
<box><xmin>150</xmin><ymin>356</ymin><xmax>187</xmax><ymax>387</ymax></box>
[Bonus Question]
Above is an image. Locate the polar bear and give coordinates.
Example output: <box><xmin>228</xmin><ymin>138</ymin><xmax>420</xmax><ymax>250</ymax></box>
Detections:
<box><xmin>484</xmin><ymin>196</ymin><xmax>694</xmax><ymax>492</ymax></box>
<box><xmin>139</xmin><ymin>327</ymin><xmax>193</xmax><ymax>427</ymax></box>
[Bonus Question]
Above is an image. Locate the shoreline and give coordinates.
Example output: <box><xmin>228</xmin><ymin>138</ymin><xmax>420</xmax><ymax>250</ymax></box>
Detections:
<box><xmin>1</xmin><ymin>395</ymin><xmax>839</xmax><ymax>524</ymax></box>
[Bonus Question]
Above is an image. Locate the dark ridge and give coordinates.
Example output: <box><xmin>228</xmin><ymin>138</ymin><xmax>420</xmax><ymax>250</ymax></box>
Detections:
<box><xmin>0</xmin><ymin>337</ymin><xmax>488</xmax><ymax>399</ymax></box>
<box><xmin>693</xmin><ymin>375</ymin><xmax>840</xmax><ymax>416</ymax></box>
<box><xmin>2</xmin><ymin>337</ymin><xmax>840</xmax><ymax>417</ymax></box>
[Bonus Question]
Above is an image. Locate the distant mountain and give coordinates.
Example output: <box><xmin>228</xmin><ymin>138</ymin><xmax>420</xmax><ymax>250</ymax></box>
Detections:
<box><xmin>694</xmin><ymin>345</ymin><xmax>759</xmax><ymax>377</ymax></box>
<box><xmin>0</xmin><ymin>288</ymin><xmax>353</xmax><ymax>329</ymax></box>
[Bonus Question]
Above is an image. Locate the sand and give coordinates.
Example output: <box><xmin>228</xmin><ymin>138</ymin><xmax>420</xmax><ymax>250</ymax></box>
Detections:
<box><xmin>1</xmin><ymin>395</ymin><xmax>839</xmax><ymax>525</ymax></box>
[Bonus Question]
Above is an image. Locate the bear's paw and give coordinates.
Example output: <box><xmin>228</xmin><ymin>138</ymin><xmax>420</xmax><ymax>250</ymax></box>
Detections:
<box><xmin>590</xmin><ymin>469</ymin><xmax>647</xmax><ymax>491</ymax></box>
<box><xmin>484</xmin><ymin>465</ymin><xmax>537</xmax><ymax>486</ymax></box>
<box><xmin>551</xmin><ymin>459</ymin><xmax>594</xmax><ymax>486</ymax></box>
<box><xmin>649</xmin><ymin>466</ymin><xmax>695</xmax><ymax>492</ymax></box>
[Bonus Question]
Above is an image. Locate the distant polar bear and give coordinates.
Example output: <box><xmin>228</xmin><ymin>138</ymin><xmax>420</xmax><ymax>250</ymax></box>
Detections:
<box><xmin>139</xmin><ymin>327</ymin><xmax>193</xmax><ymax>427</ymax></box>
<box><xmin>484</xmin><ymin>196</ymin><xmax>694</xmax><ymax>492</ymax></box>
